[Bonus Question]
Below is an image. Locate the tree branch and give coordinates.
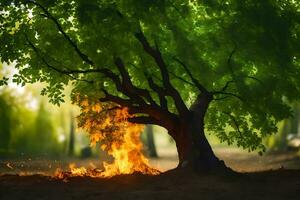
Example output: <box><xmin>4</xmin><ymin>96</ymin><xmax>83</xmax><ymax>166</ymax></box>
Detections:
<box><xmin>216</xmin><ymin>75</ymin><xmax>263</xmax><ymax>93</ymax></box>
<box><xmin>27</xmin><ymin>0</ymin><xmax>94</xmax><ymax>66</ymax></box>
<box><xmin>212</xmin><ymin>91</ymin><xmax>243</xmax><ymax>101</ymax></box>
<box><xmin>227</xmin><ymin>44</ymin><xmax>237</xmax><ymax>71</ymax></box>
<box><xmin>128</xmin><ymin>116</ymin><xmax>161</xmax><ymax>125</ymax></box>
<box><xmin>245</xmin><ymin>76</ymin><xmax>264</xmax><ymax>85</ymax></box>
<box><xmin>220</xmin><ymin>80</ymin><xmax>235</xmax><ymax>92</ymax></box>
<box><xmin>26</xmin><ymin>1</ymin><xmax>182</xmax><ymax>130</ymax></box>
<box><xmin>24</xmin><ymin>34</ymin><xmax>95</xmax><ymax>84</ymax></box>
<box><xmin>173</xmin><ymin>56</ymin><xmax>209</xmax><ymax>94</ymax></box>
<box><xmin>27</xmin><ymin>2</ymin><xmax>158</xmax><ymax>109</ymax></box>
<box><xmin>135</xmin><ymin>31</ymin><xmax>188</xmax><ymax>116</ymax></box>
<box><xmin>99</xmin><ymin>89</ymin><xmax>134</xmax><ymax>108</ymax></box>
<box><xmin>169</xmin><ymin>71</ymin><xmax>195</xmax><ymax>86</ymax></box>
<box><xmin>223</xmin><ymin>112</ymin><xmax>243</xmax><ymax>138</ymax></box>
<box><xmin>213</xmin><ymin>96</ymin><xmax>231</xmax><ymax>101</ymax></box>
<box><xmin>128</xmin><ymin>115</ymin><xmax>177</xmax><ymax>138</ymax></box>
<box><xmin>147</xmin><ymin>76</ymin><xmax>168</xmax><ymax>109</ymax></box>
<box><xmin>135</xmin><ymin>31</ymin><xmax>170</xmax><ymax>87</ymax></box>
<box><xmin>114</xmin><ymin>57</ymin><xmax>156</xmax><ymax>106</ymax></box>
<box><xmin>97</xmin><ymin>105</ymin><xmax>122</xmax><ymax>115</ymax></box>
<box><xmin>100</xmin><ymin>89</ymin><xmax>178</xmax><ymax>131</ymax></box>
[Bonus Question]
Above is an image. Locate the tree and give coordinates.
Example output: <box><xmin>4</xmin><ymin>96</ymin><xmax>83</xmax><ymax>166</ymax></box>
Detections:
<box><xmin>34</xmin><ymin>101</ymin><xmax>57</xmax><ymax>155</ymax></box>
<box><xmin>68</xmin><ymin>111</ymin><xmax>75</xmax><ymax>156</ymax></box>
<box><xmin>0</xmin><ymin>93</ymin><xmax>12</xmax><ymax>151</ymax></box>
<box><xmin>145</xmin><ymin>125</ymin><xmax>158</xmax><ymax>158</ymax></box>
<box><xmin>0</xmin><ymin>64</ymin><xmax>12</xmax><ymax>152</ymax></box>
<box><xmin>266</xmin><ymin>103</ymin><xmax>300</xmax><ymax>151</ymax></box>
<box><xmin>1</xmin><ymin>0</ymin><xmax>300</xmax><ymax>171</ymax></box>
<box><xmin>290</xmin><ymin>103</ymin><xmax>300</xmax><ymax>135</ymax></box>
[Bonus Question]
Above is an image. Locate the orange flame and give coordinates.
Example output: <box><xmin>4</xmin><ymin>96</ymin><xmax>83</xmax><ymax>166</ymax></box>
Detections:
<box><xmin>101</xmin><ymin>113</ymin><xmax>158</xmax><ymax>177</ymax></box>
<box><xmin>55</xmin><ymin>97</ymin><xmax>159</xmax><ymax>179</ymax></box>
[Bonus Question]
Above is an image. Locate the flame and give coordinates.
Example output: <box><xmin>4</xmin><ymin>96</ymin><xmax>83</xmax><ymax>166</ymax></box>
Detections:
<box><xmin>101</xmin><ymin>118</ymin><xmax>158</xmax><ymax>177</ymax></box>
<box><xmin>55</xmin><ymin>97</ymin><xmax>159</xmax><ymax>179</ymax></box>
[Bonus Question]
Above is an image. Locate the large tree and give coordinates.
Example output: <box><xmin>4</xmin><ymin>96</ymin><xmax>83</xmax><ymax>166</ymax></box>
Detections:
<box><xmin>1</xmin><ymin>0</ymin><xmax>300</xmax><ymax>171</ymax></box>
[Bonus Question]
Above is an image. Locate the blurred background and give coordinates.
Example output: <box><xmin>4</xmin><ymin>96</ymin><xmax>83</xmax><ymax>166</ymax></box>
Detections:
<box><xmin>1</xmin><ymin>62</ymin><xmax>300</xmax><ymax>175</ymax></box>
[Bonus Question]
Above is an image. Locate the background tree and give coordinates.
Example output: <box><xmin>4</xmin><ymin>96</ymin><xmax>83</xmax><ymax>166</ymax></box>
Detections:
<box><xmin>145</xmin><ymin>125</ymin><xmax>158</xmax><ymax>158</ymax></box>
<box><xmin>0</xmin><ymin>63</ymin><xmax>12</xmax><ymax>154</ymax></box>
<box><xmin>1</xmin><ymin>0</ymin><xmax>300</xmax><ymax>171</ymax></box>
<box><xmin>266</xmin><ymin>103</ymin><xmax>300</xmax><ymax>151</ymax></box>
<box><xmin>68</xmin><ymin>111</ymin><xmax>75</xmax><ymax>157</ymax></box>
<box><xmin>34</xmin><ymin>101</ymin><xmax>58</xmax><ymax>155</ymax></box>
<box><xmin>0</xmin><ymin>93</ymin><xmax>12</xmax><ymax>152</ymax></box>
<box><xmin>0</xmin><ymin>62</ymin><xmax>73</xmax><ymax>157</ymax></box>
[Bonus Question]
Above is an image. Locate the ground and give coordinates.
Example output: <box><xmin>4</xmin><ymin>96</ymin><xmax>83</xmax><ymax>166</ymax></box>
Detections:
<box><xmin>1</xmin><ymin>147</ymin><xmax>300</xmax><ymax>200</ymax></box>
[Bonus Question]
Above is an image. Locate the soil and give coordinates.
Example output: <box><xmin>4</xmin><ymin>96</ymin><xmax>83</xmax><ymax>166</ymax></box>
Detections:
<box><xmin>1</xmin><ymin>148</ymin><xmax>300</xmax><ymax>200</ymax></box>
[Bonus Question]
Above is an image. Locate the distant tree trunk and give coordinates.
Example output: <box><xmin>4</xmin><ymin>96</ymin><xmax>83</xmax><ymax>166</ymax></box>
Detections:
<box><xmin>68</xmin><ymin>112</ymin><xmax>75</xmax><ymax>157</ymax></box>
<box><xmin>268</xmin><ymin>103</ymin><xmax>300</xmax><ymax>151</ymax></box>
<box><xmin>0</xmin><ymin>97</ymin><xmax>11</xmax><ymax>150</ymax></box>
<box><xmin>145</xmin><ymin>125</ymin><xmax>158</xmax><ymax>158</ymax></box>
<box><xmin>34</xmin><ymin>101</ymin><xmax>56</xmax><ymax>154</ymax></box>
<box><xmin>290</xmin><ymin>104</ymin><xmax>300</xmax><ymax>134</ymax></box>
<box><xmin>269</xmin><ymin>120</ymin><xmax>290</xmax><ymax>151</ymax></box>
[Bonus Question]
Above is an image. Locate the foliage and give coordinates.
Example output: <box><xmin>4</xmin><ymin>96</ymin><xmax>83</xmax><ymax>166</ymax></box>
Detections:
<box><xmin>0</xmin><ymin>64</ymin><xmax>66</xmax><ymax>156</ymax></box>
<box><xmin>0</xmin><ymin>95</ymin><xmax>63</xmax><ymax>156</ymax></box>
<box><xmin>1</xmin><ymin>0</ymin><xmax>300</xmax><ymax>153</ymax></box>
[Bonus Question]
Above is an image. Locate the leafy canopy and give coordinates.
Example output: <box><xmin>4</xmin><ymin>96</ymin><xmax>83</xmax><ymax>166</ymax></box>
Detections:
<box><xmin>1</xmin><ymin>0</ymin><xmax>300</xmax><ymax>153</ymax></box>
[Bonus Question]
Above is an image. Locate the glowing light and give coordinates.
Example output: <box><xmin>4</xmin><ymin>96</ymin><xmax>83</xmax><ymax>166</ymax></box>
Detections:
<box><xmin>6</xmin><ymin>163</ymin><xmax>13</xmax><ymax>170</ymax></box>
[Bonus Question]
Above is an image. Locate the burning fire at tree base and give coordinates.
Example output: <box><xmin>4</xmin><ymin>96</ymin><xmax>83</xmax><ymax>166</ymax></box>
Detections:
<box><xmin>54</xmin><ymin>97</ymin><xmax>160</xmax><ymax>179</ymax></box>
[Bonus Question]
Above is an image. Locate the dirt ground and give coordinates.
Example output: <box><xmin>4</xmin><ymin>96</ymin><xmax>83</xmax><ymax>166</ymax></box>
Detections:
<box><xmin>1</xmin><ymin>148</ymin><xmax>300</xmax><ymax>200</ymax></box>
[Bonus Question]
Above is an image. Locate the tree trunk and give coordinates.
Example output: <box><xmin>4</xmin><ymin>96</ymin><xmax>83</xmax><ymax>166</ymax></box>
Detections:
<box><xmin>290</xmin><ymin>103</ymin><xmax>300</xmax><ymax>135</ymax></box>
<box><xmin>173</xmin><ymin>120</ymin><xmax>225</xmax><ymax>171</ymax></box>
<box><xmin>171</xmin><ymin>94</ymin><xmax>227</xmax><ymax>171</ymax></box>
<box><xmin>145</xmin><ymin>125</ymin><xmax>158</xmax><ymax>158</ymax></box>
<box><xmin>68</xmin><ymin>112</ymin><xmax>75</xmax><ymax>157</ymax></box>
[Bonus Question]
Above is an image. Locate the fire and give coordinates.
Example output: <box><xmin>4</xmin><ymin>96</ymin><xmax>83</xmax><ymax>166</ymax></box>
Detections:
<box><xmin>55</xmin><ymin>97</ymin><xmax>159</xmax><ymax>179</ymax></box>
<box><xmin>101</xmin><ymin>120</ymin><xmax>158</xmax><ymax>177</ymax></box>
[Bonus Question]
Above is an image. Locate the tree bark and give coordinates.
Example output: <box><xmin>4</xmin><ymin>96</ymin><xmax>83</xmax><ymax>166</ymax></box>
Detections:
<box><xmin>171</xmin><ymin>94</ymin><xmax>227</xmax><ymax>171</ymax></box>
<box><xmin>173</xmin><ymin>121</ymin><xmax>226</xmax><ymax>171</ymax></box>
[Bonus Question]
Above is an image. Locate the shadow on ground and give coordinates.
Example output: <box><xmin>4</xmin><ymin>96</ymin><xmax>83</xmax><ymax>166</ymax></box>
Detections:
<box><xmin>0</xmin><ymin>169</ymin><xmax>300</xmax><ymax>200</ymax></box>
